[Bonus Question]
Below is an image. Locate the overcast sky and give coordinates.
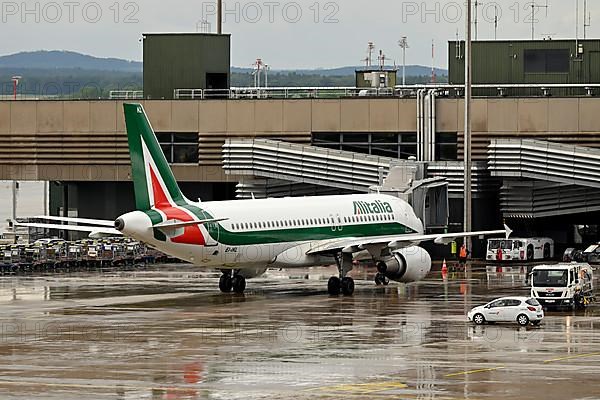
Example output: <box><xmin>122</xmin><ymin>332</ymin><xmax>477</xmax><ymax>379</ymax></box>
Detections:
<box><xmin>0</xmin><ymin>0</ymin><xmax>597</xmax><ymax>68</ymax></box>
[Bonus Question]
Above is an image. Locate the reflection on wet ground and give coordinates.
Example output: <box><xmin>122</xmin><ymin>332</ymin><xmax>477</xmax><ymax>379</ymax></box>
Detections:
<box><xmin>0</xmin><ymin>265</ymin><xmax>598</xmax><ymax>399</ymax></box>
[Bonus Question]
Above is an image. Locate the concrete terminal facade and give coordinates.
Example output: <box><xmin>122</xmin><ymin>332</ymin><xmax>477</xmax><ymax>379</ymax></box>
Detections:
<box><xmin>1</xmin><ymin>97</ymin><xmax>599</xmax><ymax>242</ymax></box>
<box><xmin>3</xmin><ymin>98</ymin><xmax>600</xmax><ymax>177</ymax></box>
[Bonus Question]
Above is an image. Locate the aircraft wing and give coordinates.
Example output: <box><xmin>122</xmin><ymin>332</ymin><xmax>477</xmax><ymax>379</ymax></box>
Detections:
<box><xmin>306</xmin><ymin>225</ymin><xmax>512</xmax><ymax>255</ymax></box>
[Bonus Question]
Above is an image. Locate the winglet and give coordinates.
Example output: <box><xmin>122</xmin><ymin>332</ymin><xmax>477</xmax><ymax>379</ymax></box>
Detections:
<box><xmin>504</xmin><ymin>224</ymin><xmax>513</xmax><ymax>239</ymax></box>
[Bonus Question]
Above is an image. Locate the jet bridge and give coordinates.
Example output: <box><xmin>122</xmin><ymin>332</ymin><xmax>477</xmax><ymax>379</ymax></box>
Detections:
<box><xmin>488</xmin><ymin>139</ymin><xmax>600</xmax><ymax>218</ymax></box>
<box><xmin>223</xmin><ymin>138</ymin><xmax>492</xmax><ymax>196</ymax></box>
<box><xmin>222</xmin><ymin>139</ymin><xmax>494</xmax><ymax>230</ymax></box>
<box><xmin>369</xmin><ymin>167</ymin><xmax>449</xmax><ymax>230</ymax></box>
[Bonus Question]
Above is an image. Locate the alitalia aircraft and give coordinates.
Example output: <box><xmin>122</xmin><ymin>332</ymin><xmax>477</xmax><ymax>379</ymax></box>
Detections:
<box><xmin>23</xmin><ymin>103</ymin><xmax>510</xmax><ymax>296</ymax></box>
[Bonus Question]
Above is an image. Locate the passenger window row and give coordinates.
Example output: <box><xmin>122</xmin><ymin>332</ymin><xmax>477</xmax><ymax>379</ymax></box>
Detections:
<box><xmin>229</xmin><ymin>213</ymin><xmax>395</xmax><ymax>231</ymax></box>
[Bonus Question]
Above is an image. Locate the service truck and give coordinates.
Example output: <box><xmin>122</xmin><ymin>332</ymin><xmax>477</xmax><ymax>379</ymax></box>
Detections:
<box><xmin>531</xmin><ymin>263</ymin><xmax>595</xmax><ymax>309</ymax></box>
<box><xmin>487</xmin><ymin>238</ymin><xmax>554</xmax><ymax>262</ymax></box>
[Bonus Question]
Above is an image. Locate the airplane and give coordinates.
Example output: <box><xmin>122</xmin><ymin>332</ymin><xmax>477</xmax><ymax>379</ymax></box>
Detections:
<box><xmin>20</xmin><ymin>103</ymin><xmax>511</xmax><ymax>296</ymax></box>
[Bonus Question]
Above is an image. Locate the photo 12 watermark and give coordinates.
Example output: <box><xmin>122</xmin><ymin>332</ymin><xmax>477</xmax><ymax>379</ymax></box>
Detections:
<box><xmin>401</xmin><ymin>1</ymin><xmax>550</xmax><ymax>26</ymax></box>
<box><xmin>1</xmin><ymin>1</ymin><xmax>140</xmax><ymax>24</ymax></box>
<box><xmin>202</xmin><ymin>1</ymin><xmax>340</xmax><ymax>25</ymax></box>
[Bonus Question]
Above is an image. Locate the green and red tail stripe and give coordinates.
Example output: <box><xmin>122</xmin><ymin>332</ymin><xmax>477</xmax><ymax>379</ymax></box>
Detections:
<box><xmin>123</xmin><ymin>103</ymin><xmax>209</xmax><ymax>245</ymax></box>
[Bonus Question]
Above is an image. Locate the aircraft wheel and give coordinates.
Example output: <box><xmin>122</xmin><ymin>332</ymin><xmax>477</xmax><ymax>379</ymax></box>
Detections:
<box><xmin>341</xmin><ymin>277</ymin><xmax>355</xmax><ymax>296</ymax></box>
<box><xmin>232</xmin><ymin>275</ymin><xmax>246</xmax><ymax>294</ymax></box>
<box><xmin>219</xmin><ymin>274</ymin><xmax>233</xmax><ymax>293</ymax></box>
<box><xmin>375</xmin><ymin>273</ymin><xmax>389</xmax><ymax>286</ymax></box>
<box><xmin>327</xmin><ymin>276</ymin><xmax>341</xmax><ymax>296</ymax></box>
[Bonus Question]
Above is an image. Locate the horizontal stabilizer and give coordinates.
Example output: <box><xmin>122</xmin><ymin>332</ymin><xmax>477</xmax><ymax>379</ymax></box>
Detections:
<box><xmin>31</xmin><ymin>216</ymin><xmax>115</xmax><ymax>227</ymax></box>
<box><xmin>17</xmin><ymin>222</ymin><xmax>121</xmax><ymax>237</ymax></box>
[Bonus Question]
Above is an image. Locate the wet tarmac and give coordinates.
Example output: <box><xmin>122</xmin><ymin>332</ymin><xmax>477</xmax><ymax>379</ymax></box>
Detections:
<box><xmin>0</xmin><ymin>265</ymin><xmax>599</xmax><ymax>399</ymax></box>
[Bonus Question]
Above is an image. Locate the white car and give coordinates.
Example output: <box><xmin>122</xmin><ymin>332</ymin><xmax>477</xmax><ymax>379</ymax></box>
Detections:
<box><xmin>468</xmin><ymin>297</ymin><xmax>544</xmax><ymax>326</ymax></box>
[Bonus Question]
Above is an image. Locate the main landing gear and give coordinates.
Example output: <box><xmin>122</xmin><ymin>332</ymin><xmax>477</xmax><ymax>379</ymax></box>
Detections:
<box><xmin>219</xmin><ymin>270</ymin><xmax>246</xmax><ymax>294</ymax></box>
<box><xmin>328</xmin><ymin>253</ymin><xmax>355</xmax><ymax>296</ymax></box>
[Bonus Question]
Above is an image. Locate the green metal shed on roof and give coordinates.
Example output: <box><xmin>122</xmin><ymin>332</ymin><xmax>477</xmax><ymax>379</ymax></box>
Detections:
<box><xmin>143</xmin><ymin>33</ymin><xmax>230</xmax><ymax>100</ymax></box>
<box><xmin>449</xmin><ymin>39</ymin><xmax>600</xmax><ymax>93</ymax></box>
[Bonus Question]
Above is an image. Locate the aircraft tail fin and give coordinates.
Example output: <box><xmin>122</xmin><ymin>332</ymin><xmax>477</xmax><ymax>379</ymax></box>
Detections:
<box><xmin>123</xmin><ymin>103</ymin><xmax>188</xmax><ymax>211</ymax></box>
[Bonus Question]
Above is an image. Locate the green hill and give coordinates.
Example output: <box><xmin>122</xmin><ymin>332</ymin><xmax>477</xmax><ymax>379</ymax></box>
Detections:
<box><xmin>1</xmin><ymin>51</ymin><xmax>447</xmax><ymax>98</ymax></box>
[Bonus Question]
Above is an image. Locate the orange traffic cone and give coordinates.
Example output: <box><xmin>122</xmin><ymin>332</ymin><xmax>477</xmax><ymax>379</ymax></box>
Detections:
<box><xmin>441</xmin><ymin>259</ymin><xmax>448</xmax><ymax>274</ymax></box>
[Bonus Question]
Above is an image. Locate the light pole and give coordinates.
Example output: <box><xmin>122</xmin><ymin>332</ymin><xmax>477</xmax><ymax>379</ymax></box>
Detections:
<box><xmin>217</xmin><ymin>0</ymin><xmax>222</xmax><ymax>34</ymax></box>
<box><xmin>253</xmin><ymin>58</ymin><xmax>263</xmax><ymax>88</ymax></box>
<box><xmin>264</xmin><ymin>64</ymin><xmax>270</xmax><ymax>89</ymax></box>
<box><xmin>398</xmin><ymin>37</ymin><xmax>409</xmax><ymax>86</ymax></box>
<box><xmin>11</xmin><ymin>76</ymin><xmax>21</xmax><ymax>100</ymax></box>
<box><xmin>464</xmin><ymin>0</ymin><xmax>473</xmax><ymax>249</ymax></box>
<box><xmin>11</xmin><ymin>181</ymin><xmax>18</xmax><ymax>223</ymax></box>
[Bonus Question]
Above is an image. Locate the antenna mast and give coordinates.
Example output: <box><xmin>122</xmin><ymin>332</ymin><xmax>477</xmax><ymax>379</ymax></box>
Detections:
<box><xmin>474</xmin><ymin>0</ymin><xmax>484</xmax><ymax>40</ymax></box>
<box><xmin>398</xmin><ymin>36</ymin><xmax>409</xmax><ymax>86</ymax></box>
<box><xmin>584</xmin><ymin>0</ymin><xmax>591</xmax><ymax>39</ymax></box>
<box><xmin>431</xmin><ymin>40</ymin><xmax>436</xmax><ymax>83</ymax></box>
<box><xmin>494</xmin><ymin>5</ymin><xmax>499</xmax><ymax>40</ymax></box>
<box><xmin>378</xmin><ymin>50</ymin><xmax>386</xmax><ymax>70</ymax></box>
<box><xmin>366</xmin><ymin>42</ymin><xmax>375</xmax><ymax>67</ymax></box>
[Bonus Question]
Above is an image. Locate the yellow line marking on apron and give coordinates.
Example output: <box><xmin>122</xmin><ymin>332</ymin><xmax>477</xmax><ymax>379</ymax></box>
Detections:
<box><xmin>543</xmin><ymin>352</ymin><xmax>600</xmax><ymax>363</ymax></box>
<box><xmin>445</xmin><ymin>366</ymin><xmax>505</xmax><ymax>378</ymax></box>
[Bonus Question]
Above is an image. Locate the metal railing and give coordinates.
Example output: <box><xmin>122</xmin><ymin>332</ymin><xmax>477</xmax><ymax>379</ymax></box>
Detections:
<box><xmin>173</xmin><ymin>83</ymin><xmax>600</xmax><ymax>100</ymax></box>
<box><xmin>173</xmin><ymin>89</ymin><xmax>206</xmax><ymax>99</ymax></box>
<box><xmin>175</xmin><ymin>86</ymin><xmax>401</xmax><ymax>100</ymax></box>
<box><xmin>5</xmin><ymin>83</ymin><xmax>600</xmax><ymax>102</ymax></box>
<box><xmin>109</xmin><ymin>90</ymin><xmax>144</xmax><ymax>100</ymax></box>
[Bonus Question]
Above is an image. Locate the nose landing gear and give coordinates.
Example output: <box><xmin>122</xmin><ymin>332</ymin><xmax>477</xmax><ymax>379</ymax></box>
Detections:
<box><xmin>328</xmin><ymin>253</ymin><xmax>355</xmax><ymax>296</ymax></box>
<box><xmin>374</xmin><ymin>273</ymin><xmax>389</xmax><ymax>286</ymax></box>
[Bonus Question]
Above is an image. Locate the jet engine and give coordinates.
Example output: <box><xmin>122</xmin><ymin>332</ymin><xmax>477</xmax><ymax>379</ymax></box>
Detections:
<box><xmin>376</xmin><ymin>246</ymin><xmax>432</xmax><ymax>283</ymax></box>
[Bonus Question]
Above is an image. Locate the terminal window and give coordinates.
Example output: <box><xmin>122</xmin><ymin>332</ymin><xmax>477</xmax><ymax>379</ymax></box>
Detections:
<box><xmin>435</xmin><ymin>133</ymin><xmax>458</xmax><ymax>161</ymax></box>
<box><xmin>312</xmin><ymin>133</ymin><xmax>418</xmax><ymax>160</ymax></box>
<box><xmin>157</xmin><ymin>133</ymin><xmax>199</xmax><ymax>164</ymax></box>
<box><xmin>312</xmin><ymin>132</ymin><xmax>458</xmax><ymax>161</ymax></box>
<box><xmin>524</xmin><ymin>49</ymin><xmax>570</xmax><ymax>73</ymax></box>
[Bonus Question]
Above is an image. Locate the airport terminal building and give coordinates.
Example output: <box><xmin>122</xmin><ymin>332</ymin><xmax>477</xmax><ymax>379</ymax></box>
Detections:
<box><xmin>2</xmin><ymin>36</ymin><xmax>600</xmax><ymax>248</ymax></box>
